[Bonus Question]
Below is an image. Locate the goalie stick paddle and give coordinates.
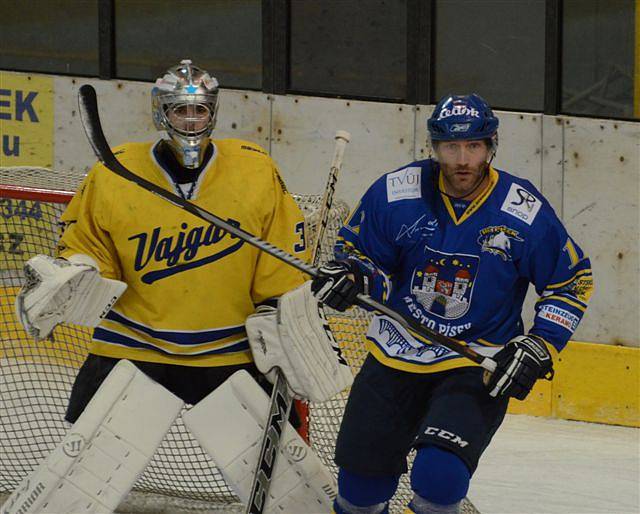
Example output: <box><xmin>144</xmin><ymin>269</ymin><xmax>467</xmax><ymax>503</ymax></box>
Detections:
<box><xmin>76</xmin><ymin>84</ymin><xmax>497</xmax><ymax>375</ymax></box>
<box><xmin>245</xmin><ymin>130</ymin><xmax>351</xmax><ymax>513</ymax></box>
<box><xmin>246</xmin><ymin>370</ymin><xmax>291</xmax><ymax>513</ymax></box>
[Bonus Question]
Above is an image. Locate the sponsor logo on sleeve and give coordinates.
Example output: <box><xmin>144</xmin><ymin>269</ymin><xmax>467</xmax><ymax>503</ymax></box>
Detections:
<box><xmin>538</xmin><ymin>305</ymin><xmax>580</xmax><ymax>331</ymax></box>
<box><xmin>386</xmin><ymin>167</ymin><xmax>421</xmax><ymax>202</ymax></box>
<box><xmin>568</xmin><ymin>275</ymin><xmax>593</xmax><ymax>304</ymax></box>
<box><xmin>500</xmin><ymin>183</ymin><xmax>542</xmax><ymax>225</ymax></box>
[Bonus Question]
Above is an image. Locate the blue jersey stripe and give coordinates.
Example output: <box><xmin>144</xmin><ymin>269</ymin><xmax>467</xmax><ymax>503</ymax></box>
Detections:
<box><xmin>93</xmin><ymin>327</ymin><xmax>249</xmax><ymax>356</ymax></box>
<box><xmin>104</xmin><ymin>310</ymin><xmax>245</xmax><ymax>345</ymax></box>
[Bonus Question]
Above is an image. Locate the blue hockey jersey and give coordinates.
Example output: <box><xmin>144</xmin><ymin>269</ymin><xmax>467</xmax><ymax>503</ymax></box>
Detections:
<box><xmin>336</xmin><ymin>160</ymin><xmax>593</xmax><ymax>373</ymax></box>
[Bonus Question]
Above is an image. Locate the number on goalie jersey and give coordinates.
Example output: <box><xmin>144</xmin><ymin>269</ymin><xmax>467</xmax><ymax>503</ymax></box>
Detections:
<box><xmin>57</xmin><ymin>60</ymin><xmax>309</xmax><ymax>422</ymax></box>
<box><xmin>317</xmin><ymin>94</ymin><xmax>593</xmax><ymax>514</ymax></box>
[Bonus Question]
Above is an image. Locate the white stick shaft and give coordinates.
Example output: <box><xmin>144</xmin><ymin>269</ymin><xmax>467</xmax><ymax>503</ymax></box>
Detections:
<box><xmin>311</xmin><ymin>131</ymin><xmax>351</xmax><ymax>266</ymax></box>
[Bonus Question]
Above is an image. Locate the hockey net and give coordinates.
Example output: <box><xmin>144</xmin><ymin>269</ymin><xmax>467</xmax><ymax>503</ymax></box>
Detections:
<box><xmin>0</xmin><ymin>167</ymin><xmax>478</xmax><ymax>513</ymax></box>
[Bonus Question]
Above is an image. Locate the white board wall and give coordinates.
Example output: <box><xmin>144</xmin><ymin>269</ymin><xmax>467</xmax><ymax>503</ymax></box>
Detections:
<box><xmin>38</xmin><ymin>75</ymin><xmax>640</xmax><ymax>347</ymax></box>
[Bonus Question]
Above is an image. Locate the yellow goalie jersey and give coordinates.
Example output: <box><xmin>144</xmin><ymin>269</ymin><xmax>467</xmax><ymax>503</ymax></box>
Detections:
<box><xmin>58</xmin><ymin>139</ymin><xmax>310</xmax><ymax>367</ymax></box>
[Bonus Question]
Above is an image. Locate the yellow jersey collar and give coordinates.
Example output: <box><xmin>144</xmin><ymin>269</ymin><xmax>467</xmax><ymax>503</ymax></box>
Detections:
<box><xmin>151</xmin><ymin>140</ymin><xmax>218</xmax><ymax>201</ymax></box>
<box><xmin>439</xmin><ymin>166</ymin><xmax>499</xmax><ymax>225</ymax></box>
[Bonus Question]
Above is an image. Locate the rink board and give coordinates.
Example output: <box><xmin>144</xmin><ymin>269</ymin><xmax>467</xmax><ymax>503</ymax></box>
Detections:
<box><xmin>508</xmin><ymin>340</ymin><xmax>639</xmax><ymax>427</ymax></box>
<box><xmin>2</xmin><ymin>282</ymin><xmax>638</xmax><ymax>427</ymax></box>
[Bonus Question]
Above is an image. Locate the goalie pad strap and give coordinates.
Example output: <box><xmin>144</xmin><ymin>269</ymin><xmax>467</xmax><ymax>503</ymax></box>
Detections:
<box><xmin>1</xmin><ymin>360</ymin><xmax>183</xmax><ymax>514</ymax></box>
<box><xmin>183</xmin><ymin>370</ymin><xmax>337</xmax><ymax>513</ymax></box>
<box><xmin>246</xmin><ymin>281</ymin><xmax>353</xmax><ymax>403</ymax></box>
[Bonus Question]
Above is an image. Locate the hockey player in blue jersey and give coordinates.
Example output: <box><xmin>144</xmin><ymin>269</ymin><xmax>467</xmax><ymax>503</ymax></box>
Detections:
<box><xmin>312</xmin><ymin>93</ymin><xmax>593</xmax><ymax>514</ymax></box>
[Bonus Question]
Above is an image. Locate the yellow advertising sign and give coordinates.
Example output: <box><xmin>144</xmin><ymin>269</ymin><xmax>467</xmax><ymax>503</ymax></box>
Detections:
<box><xmin>0</xmin><ymin>71</ymin><xmax>54</xmax><ymax>167</ymax></box>
<box><xmin>0</xmin><ymin>72</ymin><xmax>57</xmax><ymax>271</ymax></box>
<box><xmin>0</xmin><ymin>198</ymin><xmax>64</xmax><ymax>271</ymax></box>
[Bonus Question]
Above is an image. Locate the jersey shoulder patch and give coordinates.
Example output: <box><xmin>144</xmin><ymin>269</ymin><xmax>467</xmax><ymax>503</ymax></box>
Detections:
<box><xmin>386</xmin><ymin>166</ymin><xmax>422</xmax><ymax>203</ymax></box>
<box><xmin>500</xmin><ymin>182</ymin><xmax>542</xmax><ymax>225</ymax></box>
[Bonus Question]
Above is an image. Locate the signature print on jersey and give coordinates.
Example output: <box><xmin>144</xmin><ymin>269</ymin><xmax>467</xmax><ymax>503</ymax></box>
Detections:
<box><xmin>410</xmin><ymin>245</ymin><xmax>479</xmax><ymax>319</ymax></box>
<box><xmin>395</xmin><ymin>214</ymin><xmax>438</xmax><ymax>242</ymax></box>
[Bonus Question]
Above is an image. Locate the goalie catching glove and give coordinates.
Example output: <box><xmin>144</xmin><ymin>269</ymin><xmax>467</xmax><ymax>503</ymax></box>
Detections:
<box><xmin>246</xmin><ymin>281</ymin><xmax>353</xmax><ymax>403</ymax></box>
<box><xmin>15</xmin><ymin>254</ymin><xmax>127</xmax><ymax>340</ymax></box>
<box><xmin>483</xmin><ymin>334</ymin><xmax>554</xmax><ymax>400</ymax></box>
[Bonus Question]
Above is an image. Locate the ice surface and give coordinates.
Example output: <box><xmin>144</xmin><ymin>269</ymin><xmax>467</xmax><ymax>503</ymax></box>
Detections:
<box><xmin>470</xmin><ymin>415</ymin><xmax>639</xmax><ymax>514</ymax></box>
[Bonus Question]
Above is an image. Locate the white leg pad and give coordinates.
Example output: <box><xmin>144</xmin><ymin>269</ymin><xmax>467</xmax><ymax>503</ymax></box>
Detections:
<box><xmin>1</xmin><ymin>360</ymin><xmax>184</xmax><ymax>514</ymax></box>
<box><xmin>183</xmin><ymin>370</ymin><xmax>337</xmax><ymax>513</ymax></box>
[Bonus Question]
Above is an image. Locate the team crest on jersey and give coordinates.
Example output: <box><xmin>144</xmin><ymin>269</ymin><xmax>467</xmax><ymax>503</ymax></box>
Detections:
<box><xmin>410</xmin><ymin>245</ymin><xmax>479</xmax><ymax>319</ymax></box>
<box><xmin>477</xmin><ymin>225</ymin><xmax>523</xmax><ymax>261</ymax></box>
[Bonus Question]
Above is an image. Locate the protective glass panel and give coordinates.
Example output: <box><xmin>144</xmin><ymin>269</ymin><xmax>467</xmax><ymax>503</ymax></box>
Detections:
<box><xmin>115</xmin><ymin>0</ymin><xmax>261</xmax><ymax>89</ymax></box>
<box><xmin>562</xmin><ymin>0</ymin><xmax>638</xmax><ymax>119</ymax></box>
<box><xmin>289</xmin><ymin>0</ymin><xmax>407</xmax><ymax>100</ymax></box>
<box><xmin>434</xmin><ymin>0</ymin><xmax>545</xmax><ymax>111</ymax></box>
<box><xmin>0</xmin><ymin>0</ymin><xmax>99</xmax><ymax>76</ymax></box>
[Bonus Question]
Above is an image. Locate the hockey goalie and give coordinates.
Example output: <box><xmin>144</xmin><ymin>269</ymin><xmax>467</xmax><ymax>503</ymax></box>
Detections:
<box><xmin>2</xmin><ymin>59</ymin><xmax>352</xmax><ymax>514</ymax></box>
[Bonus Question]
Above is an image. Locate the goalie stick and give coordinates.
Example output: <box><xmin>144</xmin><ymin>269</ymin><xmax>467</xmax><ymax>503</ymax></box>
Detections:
<box><xmin>76</xmin><ymin>84</ymin><xmax>497</xmax><ymax>373</ymax></box>
<box><xmin>245</xmin><ymin>130</ymin><xmax>351</xmax><ymax>513</ymax></box>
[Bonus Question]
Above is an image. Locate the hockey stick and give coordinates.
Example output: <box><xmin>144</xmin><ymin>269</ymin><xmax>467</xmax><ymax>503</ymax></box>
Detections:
<box><xmin>310</xmin><ymin>130</ymin><xmax>350</xmax><ymax>264</ymax></box>
<box><xmin>245</xmin><ymin>131</ymin><xmax>351</xmax><ymax>513</ymax></box>
<box><xmin>77</xmin><ymin>84</ymin><xmax>496</xmax><ymax>375</ymax></box>
<box><xmin>246</xmin><ymin>371</ymin><xmax>290</xmax><ymax>513</ymax></box>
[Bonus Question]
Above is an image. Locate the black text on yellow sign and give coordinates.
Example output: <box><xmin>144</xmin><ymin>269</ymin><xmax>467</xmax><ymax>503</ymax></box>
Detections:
<box><xmin>0</xmin><ymin>72</ymin><xmax>53</xmax><ymax>166</ymax></box>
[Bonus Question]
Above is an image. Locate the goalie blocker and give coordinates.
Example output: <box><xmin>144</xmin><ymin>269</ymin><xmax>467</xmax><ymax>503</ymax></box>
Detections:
<box><xmin>245</xmin><ymin>281</ymin><xmax>353</xmax><ymax>403</ymax></box>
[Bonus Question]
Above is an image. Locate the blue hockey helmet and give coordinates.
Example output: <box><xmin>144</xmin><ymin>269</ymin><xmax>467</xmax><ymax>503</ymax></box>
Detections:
<box><xmin>427</xmin><ymin>93</ymin><xmax>499</xmax><ymax>146</ymax></box>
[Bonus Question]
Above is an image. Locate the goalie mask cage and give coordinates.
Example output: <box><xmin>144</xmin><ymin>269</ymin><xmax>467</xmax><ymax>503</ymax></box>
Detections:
<box><xmin>0</xmin><ymin>167</ymin><xmax>478</xmax><ymax>514</ymax></box>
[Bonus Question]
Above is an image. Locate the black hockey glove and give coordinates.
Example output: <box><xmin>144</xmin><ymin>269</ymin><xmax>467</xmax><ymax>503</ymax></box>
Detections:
<box><xmin>311</xmin><ymin>260</ymin><xmax>367</xmax><ymax>312</ymax></box>
<box><xmin>484</xmin><ymin>335</ymin><xmax>554</xmax><ymax>400</ymax></box>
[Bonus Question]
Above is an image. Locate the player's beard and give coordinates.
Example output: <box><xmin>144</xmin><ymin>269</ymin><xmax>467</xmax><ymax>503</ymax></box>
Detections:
<box><xmin>439</xmin><ymin>161</ymin><xmax>489</xmax><ymax>200</ymax></box>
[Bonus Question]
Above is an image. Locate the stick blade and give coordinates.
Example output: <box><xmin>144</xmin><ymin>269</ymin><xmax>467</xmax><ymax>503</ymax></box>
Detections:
<box><xmin>77</xmin><ymin>84</ymin><xmax>112</xmax><ymax>166</ymax></box>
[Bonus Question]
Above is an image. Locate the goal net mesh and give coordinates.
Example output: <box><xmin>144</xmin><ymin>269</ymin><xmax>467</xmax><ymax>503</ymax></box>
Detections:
<box><xmin>0</xmin><ymin>166</ymin><xmax>478</xmax><ymax>514</ymax></box>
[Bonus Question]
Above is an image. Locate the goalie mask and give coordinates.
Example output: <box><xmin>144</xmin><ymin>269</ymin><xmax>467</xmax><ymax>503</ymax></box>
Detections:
<box><xmin>152</xmin><ymin>59</ymin><xmax>219</xmax><ymax>168</ymax></box>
